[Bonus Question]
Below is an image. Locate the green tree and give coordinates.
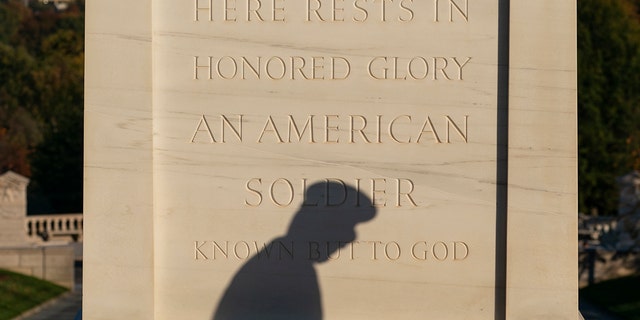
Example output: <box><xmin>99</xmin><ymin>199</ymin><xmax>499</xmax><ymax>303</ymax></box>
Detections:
<box><xmin>578</xmin><ymin>0</ymin><xmax>640</xmax><ymax>215</ymax></box>
<box><xmin>0</xmin><ymin>106</ymin><xmax>42</xmax><ymax>176</ymax></box>
<box><xmin>27</xmin><ymin>2</ymin><xmax>85</xmax><ymax>214</ymax></box>
<box><xmin>0</xmin><ymin>0</ymin><xmax>84</xmax><ymax>213</ymax></box>
<box><xmin>0</xmin><ymin>0</ymin><xmax>26</xmax><ymax>44</ymax></box>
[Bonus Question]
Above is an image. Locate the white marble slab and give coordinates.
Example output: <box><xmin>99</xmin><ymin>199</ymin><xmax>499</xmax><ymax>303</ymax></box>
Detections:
<box><xmin>84</xmin><ymin>1</ymin><xmax>578</xmax><ymax>319</ymax></box>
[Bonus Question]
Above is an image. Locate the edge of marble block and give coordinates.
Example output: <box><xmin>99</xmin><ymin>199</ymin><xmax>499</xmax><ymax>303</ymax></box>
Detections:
<box><xmin>506</xmin><ymin>1</ymin><xmax>579</xmax><ymax>319</ymax></box>
<box><xmin>83</xmin><ymin>0</ymin><xmax>155</xmax><ymax>319</ymax></box>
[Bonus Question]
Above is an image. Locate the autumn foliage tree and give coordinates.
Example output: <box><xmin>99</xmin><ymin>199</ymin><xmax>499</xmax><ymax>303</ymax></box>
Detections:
<box><xmin>0</xmin><ymin>0</ymin><xmax>83</xmax><ymax>213</ymax></box>
<box><xmin>578</xmin><ymin>0</ymin><xmax>640</xmax><ymax>215</ymax></box>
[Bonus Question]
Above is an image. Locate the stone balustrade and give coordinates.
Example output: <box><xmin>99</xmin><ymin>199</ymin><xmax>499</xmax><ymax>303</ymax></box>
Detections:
<box><xmin>26</xmin><ymin>214</ymin><xmax>83</xmax><ymax>243</ymax></box>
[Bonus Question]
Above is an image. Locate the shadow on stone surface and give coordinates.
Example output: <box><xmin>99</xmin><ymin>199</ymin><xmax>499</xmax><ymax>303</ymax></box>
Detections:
<box><xmin>212</xmin><ymin>181</ymin><xmax>377</xmax><ymax>320</ymax></box>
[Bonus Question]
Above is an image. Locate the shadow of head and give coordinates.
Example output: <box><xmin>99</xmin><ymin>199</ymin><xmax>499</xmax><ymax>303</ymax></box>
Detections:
<box><xmin>286</xmin><ymin>181</ymin><xmax>377</xmax><ymax>263</ymax></box>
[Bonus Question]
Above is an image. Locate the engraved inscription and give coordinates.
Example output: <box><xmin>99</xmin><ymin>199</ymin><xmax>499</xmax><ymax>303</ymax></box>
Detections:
<box><xmin>367</xmin><ymin>56</ymin><xmax>471</xmax><ymax>80</ymax></box>
<box><xmin>193</xmin><ymin>56</ymin><xmax>470</xmax><ymax>81</ymax></box>
<box><xmin>434</xmin><ymin>0</ymin><xmax>469</xmax><ymax>22</ymax></box>
<box><xmin>194</xmin><ymin>0</ymin><xmax>287</xmax><ymax>22</ymax></box>
<box><xmin>190</xmin><ymin>114</ymin><xmax>468</xmax><ymax>144</ymax></box>
<box><xmin>195</xmin><ymin>240</ymin><xmax>470</xmax><ymax>262</ymax></box>
<box><xmin>244</xmin><ymin>178</ymin><xmax>418</xmax><ymax>208</ymax></box>
<box><xmin>195</xmin><ymin>240</ymin><xmax>295</xmax><ymax>260</ymax></box>
<box><xmin>193</xmin><ymin>0</ymin><xmax>471</xmax><ymax>23</ymax></box>
<box><xmin>190</xmin><ymin>114</ymin><xmax>243</xmax><ymax>143</ymax></box>
<box><xmin>305</xmin><ymin>0</ymin><xmax>415</xmax><ymax>22</ymax></box>
<box><xmin>411</xmin><ymin>241</ymin><xmax>469</xmax><ymax>260</ymax></box>
<box><xmin>194</xmin><ymin>56</ymin><xmax>351</xmax><ymax>80</ymax></box>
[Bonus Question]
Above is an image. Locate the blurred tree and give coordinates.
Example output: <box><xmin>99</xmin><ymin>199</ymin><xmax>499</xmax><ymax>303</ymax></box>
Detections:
<box><xmin>578</xmin><ymin>0</ymin><xmax>640</xmax><ymax>215</ymax></box>
<box><xmin>28</xmin><ymin>2</ymin><xmax>84</xmax><ymax>214</ymax></box>
<box><xmin>0</xmin><ymin>106</ymin><xmax>42</xmax><ymax>176</ymax></box>
<box><xmin>0</xmin><ymin>0</ymin><xmax>84</xmax><ymax>213</ymax></box>
<box><xmin>0</xmin><ymin>0</ymin><xmax>27</xmax><ymax>44</ymax></box>
<box><xmin>0</xmin><ymin>43</ymin><xmax>36</xmax><ymax>111</ymax></box>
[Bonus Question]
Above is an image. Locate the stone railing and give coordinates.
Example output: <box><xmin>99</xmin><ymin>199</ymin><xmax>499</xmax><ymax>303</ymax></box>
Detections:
<box><xmin>25</xmin><ymin>214</ymin><xmax>83</xmax><ymax>243</ymax></box>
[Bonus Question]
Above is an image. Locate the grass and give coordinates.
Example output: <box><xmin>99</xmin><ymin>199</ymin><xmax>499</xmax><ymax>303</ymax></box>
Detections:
<box><xmin>0</xmin><ymin>268</ymin><xmax>67</xmax><ymax>320</ymax></box>
<box><xmin>581</xmin><ymin>274</ymin><xmax>640</xmax><ymax>320</ymax></box>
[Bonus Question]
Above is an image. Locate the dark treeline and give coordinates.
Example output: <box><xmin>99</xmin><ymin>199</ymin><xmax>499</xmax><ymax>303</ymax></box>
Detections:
<box><xmin>0</xmin><ymin>0</ymin><xmax>638</xmax><ymax>216</ymax></box>
<box><xmin>0</xmin><ymin>0</ymin><xmax>83</xmax><ymax>213</ymax></box>
<box><xmin>579</xmin><ymin>0</ymin><xmax>640</xmax><ymax>215</ymax></box>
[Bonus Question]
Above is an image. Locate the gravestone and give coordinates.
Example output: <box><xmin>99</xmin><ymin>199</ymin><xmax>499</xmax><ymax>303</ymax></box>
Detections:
<box><xmin>0</xmin><ymin>171</ymin><xmax>29</xmax><ymax>247</ymax></box>
<box><xmin>85</xmin><ymin>1</ymin><xmax>578</xmax><ymax>319</ymax></box>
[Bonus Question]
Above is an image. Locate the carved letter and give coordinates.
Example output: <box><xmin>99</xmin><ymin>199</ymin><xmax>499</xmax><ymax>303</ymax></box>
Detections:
<box><xmin>433</xmin><ymin>57</ymin><xmax>451</xmax><ymax>80</ymax></box>
<box><xmin>290</xmin><ymin>56</ymin><xmax>311</xmax><ymax>80</ymax></box>
<box><xmin>302</xmin><ymin>178</ymin><xmax>319</xmax><ymax>206</ymax></box>
<box><xmin>332</xmin><ymin>0</ymin><xmax>345</xmax><ymax>21</ymax></box>
<box><xmin>375</xmin><ymin>115</ymin><xmax>382</xmax><ymax>143</ymax></box>
<box><xmin>380</xmin><ymin>0</ymin><xmax>393</xmax><ymax>21</ymax></box>
<box><xmin>368</xmin><ymin>57</ymin><xmax>389</xmax><ymax>80</ymax></box>
<box><xmin>411</xmin><ymin>241</ymin><xmax>427</xmax><ymax>260</ymax></box>
<box><xmin>312</xmin><ymin>56</ymin><xmax>325</xmax><ymax>80</ymax></box>
<box><xmin>432</xmin><ymin>241</ymin><xmax>449</xmax><ymax>261</ymax></box>
<box><xmin>266</xmin><ymin>56</ymin><xmax>286</xmax><ymax>80</ymax></box>
<box><xmin>353</xmin><ymin>0</ymin><xmax>369</xmax><ymax>22</ymax></box>
<box><xmin>288</xmin><ymin>115</ymin><xmax>315</xmax><ymax>143</ymax></box>
<box><xmin>452</xmin><ymin>57</ymin><xmax>471</xmax><ymax>80</ymax></box>
<box><xmin>454</xmin><ymin>241</ymin><xmax>469</xmax><ymax>260</ymax></box>
<box><xmin>257</xmin><ymin>116</ymin><xmax>284</xmax><ymax>143</ymax></box>
<box><xmin>221</xmin><ymin>115</ymin><xmax>243</xmax><ymax>142</ymax></box>
<box><xmin>325</xmin><ymin>178</ymin><xmax>348</xmax><ymax>206</ymax></box>
<box><xmin>324</xmin><ymin>115</ymin><xmax>340</xmax><ymax>143</ymax></box>
<box><xmin>354</xmin><ymin>178</ymin><xmax>362</xmax><ymax>207</ymax></box>
<box><xmin>194</xmin><ymin>0</ymin><xmax>213</xmax><ymax>21</ymax></box>
<box><xmin>331</xmin><ymin>57</ymin><xmax>351</xmax><ymax>80</ymax></box>
<box><xmin>272</xmin><ymin>0</ymin><xmax>285</xmax><ymax>21</ymax></box>
<box><xmin>349</xmin><ymin>241</ymin><xmax>359</xmax><ymax>260</ymax></box>
<box><xmin>233</xmin><ymin>241</ymin><xmax>251</xmax><ymax>260</ymax></box>
<box><xmin>384</xmin><ymin>242</ymin><xmax>401</xmax><ymax>260</ymax></box>
<box><xmin>224</xmin><ymin>0</ymin><xmax>237</xmax><ymax>21</ymax></box>
<box><xmin>408</xmin><ymin>57</ymin><xmax>429</xmax><ymax>80</ymax></box>
<box><xmin>195</xmin><ymin>241</ymin><xmax>209</xmax><ymax>260</ymax></box>
<box><xmin>306</xmin><ymin>0</ymin><xmax>325</xmax><ymax>21</ymax></box>
<box><xmin>416</xmin><ymin>116</ymin><xmax>442</xmax><ymax>143</ymax></box>
<box><xmin>254</xmin><ymin>241</ymin><xmax>274</xmax><ymax>259</ymax></box>
<box><xmin>396</xmin><ymin>178</ymin><xmax>417</xmax><ymax>207</ymax></box>
<box><xmin>367</xmin><ymin>241</ymin><xmax>382</xmax><ymax>260</ymax></box>
<box><xmin>213</xmin><ymin>241</ymin><xmax>229</xmax><ymax>259</ymax></box>
<box><xmin>393</xmin><ymin>57</ymin><xmax>407</xmax><ymax>80</ymax></box>
<box><xmin>241</xmin><ymin>56</ymin><xmax>261</xmax><ymax>79</ymax></box>
<box><xmin>389</xmin><ymin>115</ymin><xmax>412</xmax><ymax>144</ymax></box>
<box><xmin>399</xmin><ymin>0</ymin><xmax>414</xmax><ymax>22</ymax></box>
<box><xmin>309</xmin><ymin>241</ymin><xmax>321</xmax><ymax>260</ymax></box>
<box><xmin>434</xmin><ymin>0</ymin><xmax>469</xmax><ymax>22</ymax></box>
<box><xmin>247</xmin><ymin>0</ymin><xmax>265</xmax><ymax>21</ymax></box>
<box><xmin>371</xmin><ymin>178</ymin><xmax>387</xmax><ymax>207</ymax></box>
<box><xmin>327</xmin><ymin>242</ymin><xmax>341</xmax><ymax>260</ymax></box>
<box><xmin>445</xmin><ymin>115</ymin><xmax>468</xmax><ymax>143</ymax></box>
<box><xmin>194</xmin><ymin>56</ymin><xmax>213</xmax><ymax>80</ymax></box>
<box><xmin>269</xmin><ymin>178</ymin><xmax>295</xmax><ymax>207</ymax></box>
<box><xmin>448</xmin><ymin>0</ymin><xmax>468</xmax><ymax>22</ymax></box>
<box><xmin>349</xmin><ymin>115</ymin><xmax>371</xmax><ymax>143</ymax></box>
<box><xmin>279</xmin><ymin>241</ymin><xmax>295</xmax><ymax>259</ymax></box>
<box><xmin>245</xmin><ymin>178</ymin><xmax>263</xmax><ymax>207</ymax></box>
<box><xmin>216</xmin><ymin>56</ymin><xmax>238</xmax><ymax>79</ymax></box>
<box><xmin>190</xmin><ymin>115</ymin><xmax>216</xmax><ymax>143</ymax></box>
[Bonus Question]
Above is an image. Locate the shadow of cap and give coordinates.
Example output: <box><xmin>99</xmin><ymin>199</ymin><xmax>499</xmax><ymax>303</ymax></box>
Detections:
<box><xmin>286</xmin><ymin>181</ymin><xmax>377</xmax><ymax>239</ymax></box>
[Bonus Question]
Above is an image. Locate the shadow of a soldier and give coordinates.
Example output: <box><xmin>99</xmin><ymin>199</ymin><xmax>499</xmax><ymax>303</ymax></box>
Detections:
<box><xmin>212</xmin><ymin>181</ymin><xmax>377</xmax><ymax>320</ymax></box>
